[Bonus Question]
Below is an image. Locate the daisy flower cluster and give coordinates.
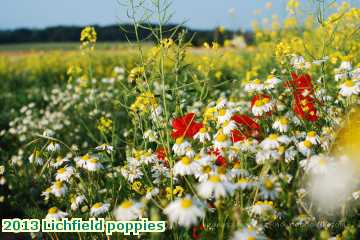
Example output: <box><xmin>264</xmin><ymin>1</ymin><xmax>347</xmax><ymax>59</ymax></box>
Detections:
<box><xmin>1</xmin><ymin>2</ymin><xmax>360</xmax><ymax>239</ymax></box>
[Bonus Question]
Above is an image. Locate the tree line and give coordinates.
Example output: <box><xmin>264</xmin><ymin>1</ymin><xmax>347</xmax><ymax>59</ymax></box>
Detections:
<box><xmin>0</xmin><ymin>24</ymin><xmax>254</xmax><ymax>46</ymax></box>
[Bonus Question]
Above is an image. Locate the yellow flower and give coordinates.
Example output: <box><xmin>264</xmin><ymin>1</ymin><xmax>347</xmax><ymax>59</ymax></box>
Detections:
<box><xmin>97</xmin><ymin>117</ymin><xmax>112</xmax><ymax>133</ymax></box>
<box><xmin>80</xmin><ymin>26</ymin><xmax>97</xmax><ymax>50</ymax></box>
<box><xmin>128</xmin><ymin>66</ymin><xmax>145</xmax><ymax>83</ymax></box>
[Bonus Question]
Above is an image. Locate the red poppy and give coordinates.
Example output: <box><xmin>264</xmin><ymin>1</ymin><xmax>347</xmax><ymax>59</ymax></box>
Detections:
<box><xmin>232</xmin><ymin>114</ymin><xmax>260</xmax><ymax>130</ymax></box>
<box><xmin>192</xmin><ymin>224</ymin><xmax>206</xmax><ymax>240</ymax></box>
<box><xmin>211</xmin><ymin>147</ymin><xmax>227</xmax><ymax>166</ymax></box>
<box><xmin>171</xmin><ymin>113</ymin><xmax>203</xmax><ymax>139</ymax></box>
<box><xmin>293</xmin><ymin>95</ymin><xmax>318</xmax><ymax>122</ymax></box>
<box><xmin>231</xmin><ymin>114</ymin><xmax>261</xmax><ymax>141</ymax></box>
<box><xmin>286</xmin><ymin>72</ymin><xmax>318</xmax><ymax>122</ymax></box>
<box><xmin>156</xmin><ymin>147</ymin><xmax>168</xmax><ymax>166</ymax></box>
<box><xmin>231</xmin><ymin>129</ymin><xmax>247</xmax><ymax>143</ymax></box>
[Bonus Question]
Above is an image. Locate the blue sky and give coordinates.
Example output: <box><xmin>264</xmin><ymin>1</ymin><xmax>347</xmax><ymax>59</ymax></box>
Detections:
<box><xmin>0</xmin><ymin>0</ymin><xmax>358</xmax><ymax>30</ymax></box>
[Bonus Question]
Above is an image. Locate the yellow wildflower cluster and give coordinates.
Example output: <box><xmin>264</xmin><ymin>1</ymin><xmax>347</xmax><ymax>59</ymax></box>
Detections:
<box><xmin>97</xmin><ymin>116</ymin><xmax>112</xmax><ymax>133</ymax></box>
<box><xmin>130</xmin><ymin>91</ymin><xmax>158</xmax><ymax>114</ymax></box>
<box><xmin>128</xmin><ymin>66</ymin><xmax>145</xmax><ymax>84</ymax></box>
<box><xmin>80</xmin><ymin>26</ymin><xmax>97</xmax><ymax>50</ymax></box>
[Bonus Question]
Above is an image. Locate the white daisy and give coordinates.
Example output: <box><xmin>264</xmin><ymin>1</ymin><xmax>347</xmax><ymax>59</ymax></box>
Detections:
<box><xmin>144</xmin><ymin>130</ymin><xmax>158</xmax><ymax>142</ymax></box>
<box><xmin>232</xmin><ymin>225</ymin><xmax>267</xmax><ymax>240</ymax></box>
<box><xmin>264</xmin><ymin>75</ymin><xmax>281</xmax><ymax>89</ymax></box>
<box><xmin>163</xmin><ymin>195</ymin><xmax>205</xmax><ymax>228</ymax></box>
<box><xmin>95</xmin><ymin>144</ymin><xmax>114</xmax><ymax>153</ymax></box>
<box><xmin>113</xmin><ymin>200</ymin><xmax>143</xmax><ymax>220</ymax></box>
<box><xmin>230</xmin><ymin>162</ymin><xmax>249</xmax><ymax>179</ymax></box>
<box><xmin>172</xmin><ymin>137</ymin><xmax>191</xmax><ymax>156</ymax></box>
<box><xmin>46</xmin><ymin>141</ymin><xmax>61</xmax><ymax>152</ymax></box>
<box><xmin>259</xmin><ymin>176</ymin><xmax>281</xmax><ymax>200</ymax></box>
<box><xmin>75</xmin><ymin>154</ymin><xmax>92</xmax><ymax>168</ymax></box>
<box><xmin>140</xmin><ymin>150</ymin><xmax>158</xmax><ymax>164</ymax></box>
<box><xmin>285</xmin><ymin>146</ymin><xmax>298</xmax><ymax>163</ymax></box>
<box><xmin>90</xmin><ymin>202</ymin><xmax>110</xmax><ymax>217</ymax></box>
<box><xmin>184</xmin><ymin>147</ymin><xmax>195</xmax><ymax>159</ymax></box>
<box><xmin>237</xmin><ymin>178</ymin><xmax>255</xmax><ymax>190</ymax></box>
<box><xmin>195</xmin><ymin>164</ymin><xmax>213</xmax><ymax>182</ymax></box>
<box><xmin>84</xmin><ymin>158</ymin><xmax>103</xmax><ymax>171</ymax></box>
<box><xmin>300</xmin><ymin>154</ymin><xmax>332</xmax><ymax>175</ymax></box>
<box><xmin>51</xmin><ymin>156</ymin><xmax>69</xmax><ymax>168</ymax></box>
<box><xmin>193</xmin><ymin>152</ymin><xmax>212</xmax><ymax>166</ymax></box>
<box><xmin>194</xmin><ymin>127</ymin><xmax>211</xmax><ymax>143</ymax></box>
<box><xmin>197</xmin><ymin>175</ymin><xmax>236</xmax><ymax>199</ymax></box>
<box><xmin>50</xmin><ymin>181</ymin><xmax>67</xmax><ymax>197</ymax></box>
<box><xmin>305</xmin><ymin>131</ymin><xmax>320</xmax><ymax>145</ymax></box>
<box><xmin>173</xmin><ymin>156</ymin><xmax>199</xmax><ymax>176</ymax></box>
<box><xmin>215</xmin><ymin>98</ymin><xmax>228</xmax><ymax>109</ymax></box>
<box><xmin>71</xmin><ymin>195</ymin><xmax>86</xmax><ymax>211</ymax></box>
<box><xmin>260</xmin><ymin>134</ymin><xmax>290</xmax><ymax>150</ymax></box>
<box><xmin>251</xmin><ymin>97</ymin><xmax>273</xmax><ymax>116</ymax></box>
<box><xmin>213</xmin><ymin>132</ymin><xmax>232</xmax><ymax>149</ymax></box>
<box><xmin>222</xmin><ymin>120</ymin><xmax>237</xmax><ymax>135</ymax></box>
<box><xmin>256</xmin><ymin>150</ymin><xmax>281</xmax><ymax>164</ymax></box>
<box><xmin>238</xmin><ymin>138</ymin><xmax>259</xmax><ymax>152</ymax></box>
<box><xmin>338</xmin><ymin>61</ymin><xmax>352</xmax><ymax>71</ymax></box>
<box><xmin>339</xmin><ymin>80</ymin><xmax>360</xmax><ymax>97</ymax></box>
<box><xmin>291</xmin><ymin>55</ymin><xmax>310</xmax><ymax>69</ymax></box>
<box><xmin>272</xmin><ymin>117</ymin><xmax>289</xmax><ymax>133</ymax></box>
<box><xmin>244</xmin><ymin>79</ymin><xmax>265</xmax><ymax>92</ymax></box>
<box><xmin>250</xmin><ymin>201</ymin><xmax>275</xmax><ymax>216</ymax></box>
<box><xmin>55</xmin><ymin>166</ymin><xmax>75</xmax><ymax>182</ymax></box>
<box><xmin>145</xmin><ymin>187</ymin><xmax>160</xmax><ymax>200</ymax></box>
<box><xmin>41</xmin><ymin>187</ymin><xmax>51</xmax><ymax>201</ymax></box>
<box><xmin>46</xmin><ymin>207</ymin><xmax>68</xmax><ymax>219</ymax></box>
<box><xmin>297</xmin><ymin>140</ymin><xmax>313</xmax><ymax>156</ymax></box>
<box><xmin>217</xmin><ymin>108</ymin><xmax>233</xmax><ymax>124</ymax></box>
<box><xmin>121</xmin><ymin>165</ymin><xmax>143</xmax><ymax>183</ymax></box>
<box><xmin>28</xmin><ymin>150</ymin><xmax>44</xmax><ymax>165</ymax></box>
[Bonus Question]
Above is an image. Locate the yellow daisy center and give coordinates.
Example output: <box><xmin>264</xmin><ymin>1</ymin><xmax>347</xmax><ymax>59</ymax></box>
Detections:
<box><xmin>218</xmin><ymin>109</ymin><xmax>226</xmax><ymax>116</ymax></box>
<box><xmin>247</xmin><ymin>237</ymin><xmax>256</xmax><ymax>240</ymax></box>
<box><xmin>57</xmin><ymin>168</ymin><xmax>66</xmax><ymax>174</ymax></box>
<box><xmin>48</xmin><ymin>207</ymin><xmax>58</xmax><ymax>214</ymax></box>
<box><xmin>279</xmin><ymin>117</ymin><xmax>288</xmax><ymax>125</ymax></box>
<box><xmin>54</xmin><ymin>181</ymin><xmax>63</xmax><ymax>189</ymax></box>
<box><xmin>202</xmin><ymin>165</ymin><xmax>212</xmax><ymax>173</ymax></box>
<box><xmin>254</xmin><ymin>78</ymin><xmax>261</xmax><ymax>84</ymax></box>
<box><xmin>176</xmin><ymin>137</ymin><xmax>184</xmax><ymax>144</ymax></box>
<box><xmin>262</xmin><ymin>97</ymin><xmax>270</xmax><ymax>104</ymax></box>
<box><xmin>307</xmin><ymin>131</ymin><xmax>316</xmax><ymax>137</ymax></box>
<box><xmin>344</xmin><ymin>80</ymin><xmax>354</xmax><ymax>87</ymax></box>
<box><xmin>209</xmin><ymin>175</ymin><xmax>221</xmax><ymax>183</ymax></box>
<box><xmin>199</xmin><ymin>127</ymin><xmax>207</xmax><ymax>133</ymax></box>
<box><xmin>318</xmin><ymin>159</ymin><xmax>326</xmax><ymax>166</ymax></box>
<box><xmin>216</xmin><ymin>133</ymin><xmax>227</xmax><ymax>142</ymax></box>
<box><xmin>278</xmin><ymin>146</ymin><xmax>285</xmax><ymax>154</ymax></box>
<box><xmin>181</xmin><ymin>156</ymin><xmax>192</xmax><ymax>165</ymax></box>
<box><xmin>120</xmin><ymin>200</ymin><xmax>134</xmax><ymax>209</ymax></box>
<box><xmin>89</xmin><ymin>159</ymin><xmax>98</xmax><ymax>164</ymax></box>
<box><xmin>92</xmin><ymin>202</ymin><xmax>103</xmax><ymax>209</ymax></box>
<box><xmin>82</xmin><ymin>154</ymin><xmax>90</xmax><ymax>161</ymax></box>
<box><xmin>303</xmin><ymin>140</ymin><xmax>312</xmax><ymax>148</ymax></box>
<box><xmin>180</xmin><ymin>199</ymin><xmax>193</xmax><ymax>208</ymax></box>
<box><xmin>238</xmin><ymin>178</ymin><xmax>249</xmax><ymax>184</ymax></box>
<box><xmin>254</xmin><ymin>99</ymin><xmax>264</xmax><ymax>107</ymax></box>
<box><xmin>264</xmin><ymin>179</ymin><xmax>274</xmax><ymax>190</ymax></box>
<box><xmin>233</xmin><ymin>162</ymin><xmax>241</xmax><ymax>169</ymax></box>
<box><xmin>267</xmin><ymin>74</ymin><xmax>274</xmax><ymax>80</ymax></box>
<box><xmin>268</xmin><ymin>134</ymin><xmax>278</xmax><ymax>140</ymax></box>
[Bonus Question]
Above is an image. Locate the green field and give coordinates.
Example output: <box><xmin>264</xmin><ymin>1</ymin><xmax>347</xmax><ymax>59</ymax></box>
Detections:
<box><xmin>0</xmin><ymin>42</ymin><xmax>152</xmax><ymax>53</ymax></box>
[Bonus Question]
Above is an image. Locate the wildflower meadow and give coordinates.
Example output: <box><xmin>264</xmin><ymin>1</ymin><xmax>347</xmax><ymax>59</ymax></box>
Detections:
<box><xmin>1</xmin><ymin>0</ymin><xmax>360</xmax><ymax>239</ymax></box>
